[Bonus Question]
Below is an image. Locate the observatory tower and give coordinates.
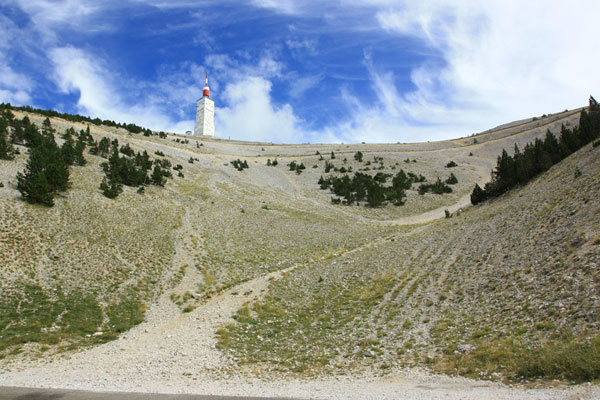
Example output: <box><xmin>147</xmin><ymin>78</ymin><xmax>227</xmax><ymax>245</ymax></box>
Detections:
<box><xmin>194</xmin><ymin>74</ymin><xmax>215</xmax><ymax>136</ymax></box>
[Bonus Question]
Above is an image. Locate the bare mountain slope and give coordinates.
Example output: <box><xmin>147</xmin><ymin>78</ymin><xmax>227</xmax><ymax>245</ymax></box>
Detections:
<box><xmin>216</xmin><ymin>139</ymin><xmax>599</xmax><ymax>380</ymax></box>
<box><xmin>0</xmin><ymin>107</ymin><xmax>598</xmax><ymax>398</ymax></box>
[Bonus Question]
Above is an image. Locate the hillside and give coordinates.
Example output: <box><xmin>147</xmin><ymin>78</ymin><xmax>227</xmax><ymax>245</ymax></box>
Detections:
<box><xmin>0</xmin><ymin>105</ymin><xmax>598</xmax><ymax>399</ymax></box>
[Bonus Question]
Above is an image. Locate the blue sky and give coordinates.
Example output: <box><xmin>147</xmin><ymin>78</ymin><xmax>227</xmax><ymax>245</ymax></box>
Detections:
<box><xmin>1</xmin><ymin>1</ymin><xmax>599</xmax><ymax>143</ymax></box>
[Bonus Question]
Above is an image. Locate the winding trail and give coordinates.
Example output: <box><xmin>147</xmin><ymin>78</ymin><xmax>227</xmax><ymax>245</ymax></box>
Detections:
<box><xmin>3</xmin><ymin>220</ymin><xmax>597</xmax><ymax>399</ymax></box>
<box><xmin>2</xmin><ymin>110</ymin><xmax>596</xmax><ymax>399</ymax></box>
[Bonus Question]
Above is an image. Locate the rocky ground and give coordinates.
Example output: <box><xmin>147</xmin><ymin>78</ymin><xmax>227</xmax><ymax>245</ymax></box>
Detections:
<box><xmin>0</xmin><ymin>109</ymin><xmax>598</xmax><ymax>399</ymax></box>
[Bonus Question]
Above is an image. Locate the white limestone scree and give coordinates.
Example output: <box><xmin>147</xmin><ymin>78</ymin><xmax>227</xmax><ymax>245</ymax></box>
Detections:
<box><xmin>194</xmin><ymin>74</ymin><xmax>215</xmax><ymax>136</ymax></box>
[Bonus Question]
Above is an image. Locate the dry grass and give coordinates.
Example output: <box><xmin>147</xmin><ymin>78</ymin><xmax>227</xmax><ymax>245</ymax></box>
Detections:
<box><xmin>1</xmin><ymin>110</ymin><xmax>598</xmax><ymax>384</ymax></box>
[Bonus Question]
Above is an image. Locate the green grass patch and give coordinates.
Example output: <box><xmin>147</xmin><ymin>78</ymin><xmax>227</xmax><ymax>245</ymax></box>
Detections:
<box><xmin>0</xmin><ymin>283</ymin><xmax>116</xmax><ymax>354</ymax></box>
<box><xmin>434</xmin><ymin>334</ymin><xmax>600</xmax><ymax>383</ymax></box>
<box><xmin>105</xmin><ymin>291</ymin><xmax>146</xmax><ymax>333</ymax></box>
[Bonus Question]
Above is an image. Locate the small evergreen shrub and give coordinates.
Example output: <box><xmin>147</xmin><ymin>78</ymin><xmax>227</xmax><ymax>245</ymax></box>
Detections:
<box><xmin>446</xmin><ymin>173</ymin><xmax>458</xmax><ymax>185</ymax></box>
<box><xmin>418</xmin><ymin>178</ymin><xmax>452</xmax><ymax>195</ymax></box>
<box><xmin>231</xmin><ymin>159</ymin><xmax>249</xmax><ymax>171</ymax></box>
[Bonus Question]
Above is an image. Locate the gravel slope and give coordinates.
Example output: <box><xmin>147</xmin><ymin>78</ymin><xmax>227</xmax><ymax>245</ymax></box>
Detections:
<box><xmin>0</xmin><ymin>109</ymin><xmax>598</xmax><ymax>399</ymax></box>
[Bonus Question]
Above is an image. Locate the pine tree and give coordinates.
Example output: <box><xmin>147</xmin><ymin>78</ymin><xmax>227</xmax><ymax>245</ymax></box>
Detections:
<box><xmin>61</xmin><ymin>130</ymin><xmax>76</xmax><ymax>165</ymax></box>
<box><xmin>470</xmin><ymin>184</ymin><xmax>487</xmax><ymax>205</ymax></box>
<box><xmin>74</xmin><ymin>137</ymin><xmax>86</xmax><ymax>165</ymax></box>
<box><xmin>17</xmin><ymin>170</ymin><xmax>54</xmax><ymax>206</ymax></box>
<box><xmin>392</xmin><ymin>169</ymin><xmax>411</xmax><ymax>190</ymax></box>
<box><xmin>100</xmin><ymin>176</ymin><xmax>122</xmax><ymax>199</ymax></box>
<box><xmin>0</xmin><ymin>124</ymin><xmax>15</xmax><ymax>160</ymax></box>
<box><xmin>98</xmin><ymin>137</ymin><xmax>110</xmax><ymax>157</ymax></box>
<box><xmin>151</xmin><ymin>165</ymin><xmax>166</xmax><ymax>186</ymax></box>
<box><xmin>445</xmin><ymin>172</ymin><xmax>458</xmax><ymax>185</ymax></box>
<box><xmin>366</xmin><ymin>180</ymin><xmax>385</xmax><ymax>207</ymax></box>
<box><xmin>41</xmin><ymin>117</ymin><xmax>55</xmax><ymax>138</ymax></box>
<box><xmin>23</xmin><ymin>118</ymin><xmax>42</xmax><ymax>148</ymax></box>
<box><xmin>16</xmin><ymin>140</ymin><xmax>68</xmax><ymax>206</ymax></box>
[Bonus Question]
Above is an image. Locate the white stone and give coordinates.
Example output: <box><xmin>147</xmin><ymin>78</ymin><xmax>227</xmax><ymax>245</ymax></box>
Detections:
<box><xmin>194</xmin><ymin>96</ymin><xmax>215</xmax><ymax>137</ymax></box>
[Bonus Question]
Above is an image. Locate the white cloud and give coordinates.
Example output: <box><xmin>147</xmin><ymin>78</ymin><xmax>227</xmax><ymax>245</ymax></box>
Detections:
<box><xmin>241</xmin><ymin>0</ymin><xmax>600</xmax><ymax>143</ymax></box>
<box><xmin>285</xmin><ymin>39</ymin><xmax>317</xmax><ymax>53</ymax></box>
<box><xmin>252</xmin><ymin>0</ymin><xmax>298</xmax><ymax>14</ymax></box>
<box><xmin>14</xmin><ymin>0</ymin><xmax>115</xmax><ymax>41</ymax></box>
<box><xmin>0</xmin><ymin>14</ymin><xmax>34</xmax><ymax>105</ymax></box>
<box><xmin>365</xmin><ymin>0</ymin><xmax>600</xmax><ymax>140</ymax></box>
<box><xmin>48</xmin><ymin>46</ymin><xmax>194</xmax><ymax>133</ymax></box>
<box><xmin>288</xmin><ymin>73</ymin><xmax>323</xmax><ymax>99</ymax></box>
<box><xmin>7</xmin><ymin>0</ymin><xmax>600</xmax><ymax>144</ymax></box>
<box><xmin>0</xmin><ymin>89</ymin><xmax>31</xmax><ymax>105</ymax></box>
<box><xmin>216</xmin><ymin>76</ymin><xmax>306</xmax><ymax>143</ymax></box>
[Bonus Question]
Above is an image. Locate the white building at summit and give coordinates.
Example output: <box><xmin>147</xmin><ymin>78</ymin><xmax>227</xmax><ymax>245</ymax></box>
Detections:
<box><xmin>194</xmin><ymin>74</ymin><xmax>215</xmax><ymax>136</ymax></box>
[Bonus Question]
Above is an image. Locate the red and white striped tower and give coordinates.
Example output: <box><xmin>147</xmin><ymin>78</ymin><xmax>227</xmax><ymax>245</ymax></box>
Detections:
<box><xmin>203</xmin><ymin>73</ymin><xmax>210</xmax><ymax>97</ymax></box>
<box><xmin>195</xmin><ymin>73</ymin><xmax>215</xmax><ymax>136</ymax></box>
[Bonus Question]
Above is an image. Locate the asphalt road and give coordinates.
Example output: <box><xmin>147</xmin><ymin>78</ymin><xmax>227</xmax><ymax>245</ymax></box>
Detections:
<box><xmin>0</xmin><ymin>387</ymin><xmax>302</xmax><ymax>400</ymax></box>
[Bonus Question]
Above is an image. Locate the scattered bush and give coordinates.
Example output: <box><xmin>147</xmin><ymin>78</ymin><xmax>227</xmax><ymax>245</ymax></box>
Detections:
<box><xmin>517</xmin><ymin>336</ymin><xmax>600</xmax><ymax>382</ymax></box>
<box><xmin>324</xmin><ymin>160</ymin><xmax>334</xmax><ymax>173</ymax></box>
<box><xmin>445</xmin><ymin>173</ymin><xmax>458</xmax><ymax>185</ymax></box>
<box><xmin>418</xmin><ymin>178</ymin><xmax>453</xmax><ymax>195</ymax></box>
<box><xmin>446</xmin><ymin>160</ymin><xmax>458</xmax><ymax>168</ymax></box>
<box><xmin>231</xmin><ymin>159</ymin><xmax>249</xmax><ymax>171</ymax></box>
<box><xmin>319</xmin><ymin>169</ymin><xmax>414</xmax><ymax>207</ymax></box>
<box><xmin>288</xmin><ymin>161</ymin><xmax>306</xmax><ymax>174</ymax></box>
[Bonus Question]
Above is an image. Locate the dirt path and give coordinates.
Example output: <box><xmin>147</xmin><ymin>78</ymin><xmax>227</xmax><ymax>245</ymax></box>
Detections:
<box><xmin>380</xmin><ymin>159</ymin><xmax>491</xmax><ymax>226</ymax></box>
<box><xmin>2</xmin><ymin>221</ymin><xmax>597</xmax><ymax>399</ymax></box>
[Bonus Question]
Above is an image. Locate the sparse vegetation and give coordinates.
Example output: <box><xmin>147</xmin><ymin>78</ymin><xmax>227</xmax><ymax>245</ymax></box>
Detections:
<box><xmin>99</xmin><ymin>142</ymin><xmax>159</xmax><ymax>198</ymax></box>
<box><xmin>0</xmin><ymin>103</ymin><xmax>151</xmax><ymax>135</ymax></box>
<box><xmin>418</xmin><ymin>178</ymin><xmax>453</xmax><ymax>195</ymax></box>
<box><xmin>471</xmin><ymin>96</ymin><xmax>600</xmax><ymax>205</ymax></box>
<box><xmin>0</xmin><ymin>100</ymin><xmax>598</xmax><ymax>389</ymax></box>
<box><xmin>231</xmin><ymin>159</ymin><xmax>249</xmax><ymax>171</ymax></box>
<box><xmin>15</xmin><ymin>118</ymin><xmax>84</xmax><ymax>206</ymax></box>
<box><xmin>445</xmin><ymin>173</ymin><xmax>458</xmax><ymax>185</ymax></box>
<box><xmin>319</xmin><ymin>170</ymin><xmax>418</xmax><ymax>207</ymax></box>
<box><xmin>288</xmin><ymin>160</ymin><xmax>306</xmax><ymax>174</ymax></box>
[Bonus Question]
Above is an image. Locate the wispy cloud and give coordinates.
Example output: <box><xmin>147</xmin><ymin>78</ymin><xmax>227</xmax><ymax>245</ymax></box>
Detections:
<box><xmin>368</xmin><ymin>1</ymin><xmax>600</xmax><ymax>135</ymax></box>
<box><xmin>48</xmin><ymin>46</ymin><xmax>194</xmax><ymax>132</ymax></box>
<box><xmin>288</xmin><ymin>73</ymin><xmax>323</xmax><ymax>99</ymax></box>
<box><xmin>0</xmin><ymin>13</ymin><xmax>35</xmax><ymax>104</ymax></box>
<box><xmin>3</xmin><ymin>0</ymin><xmax>600</xmax><ymax>145</ymax></box>
<box><xmin>14</xmin><ymin>0</ymin><xmax>117</xmax><ymax>41</ymax></box>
